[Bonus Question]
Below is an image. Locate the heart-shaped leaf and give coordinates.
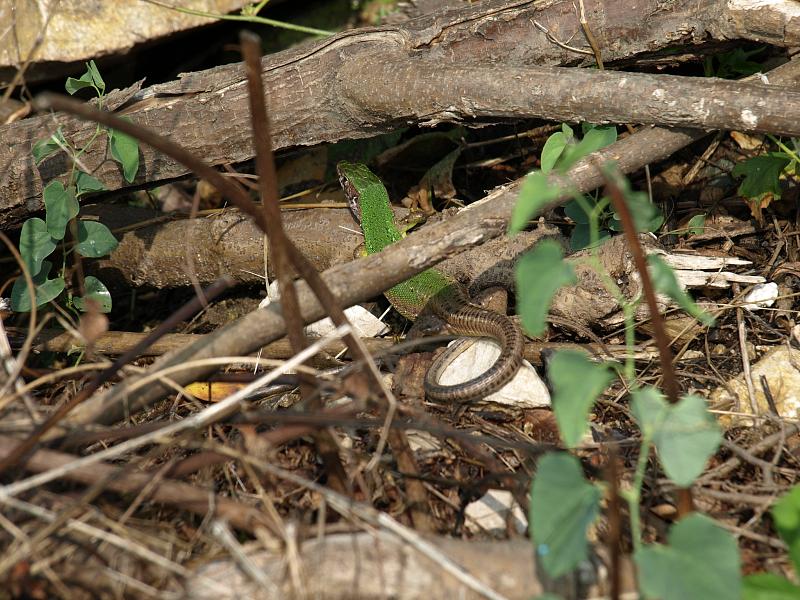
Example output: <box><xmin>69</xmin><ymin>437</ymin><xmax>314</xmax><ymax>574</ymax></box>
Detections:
<box><xmin>10</xmin><ymin>261</ymin><xmax>65</xmax><ymax>312</ymax></box>
<box><xmin>540</xmin><ymin>129</ymin><xmax>570</xmax><ymax>174</ymax></box>
<box><xmin>509</xmin><ymin>171</ymin><xmax>565</xmax><ymax>234</ymax></box>
<box><xmin>75</xmin><ymin>171</ymin><xmax>106</xmax><ymax>196</ymax></box>
<box><xmin>515</xmin><ymin>240</ymin><xmax>576</xmax><ymax>337</ymax></box>
<box><xmin>635</xmin><ymin>514</ymin><xmax>740</xmax><ymax>600</ymax></box>
<box><xmin>73</xmin><ymin>276</ymin><xmax>112</xmax><ymax>313</ymax></box>
<box><xmin>772</xmin><ymin>485</ymin><xmax>800</xmax><ymax>573</ymax></box>
<box><xmin>530</xmin><ymin>452</ymin><xmax>601</xmax><ymax>578</ymax></box>
<box><xmin>632</xmin><ymin>388</ymin><xmax>722</xmax><ymax>487</ymax></box>
<box><xmin>66</xmin><ymin>60</ymin><xmax>105</xmax><ymax>95</ymax></box>
<box><xmin>32</xmin><ymin>129</ymin><xmax>67</xmax><ymax>164</ymax></box>
<box><xmin>19</xmin><ymin>218</ymin><xmax>57</xmax><ymax>277</ymax></box>
<box><xmin>76</xmin><ymin>221</ymin><xmax>118</xmax><ymax>258</ymax></box>
<box><xmin>109</xmin><ymin>125</ymin><xmax>140</xmax><ymax>183</ymax></box>
<box><xmin>43</xmin><ymin>181</ymin><xmax>79</xmax><ymax>240</ymax></box>
<box><xmin>547</xmin><ymin>351</ymin><xmax>615</xmax><ymax>446</ymax></box>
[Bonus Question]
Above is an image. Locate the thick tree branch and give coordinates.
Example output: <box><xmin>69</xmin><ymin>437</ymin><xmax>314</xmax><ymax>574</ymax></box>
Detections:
<box><xmin>2</xmin><ymin>0</ymin><xmax>798</xmax><ymax>226</ymax></box>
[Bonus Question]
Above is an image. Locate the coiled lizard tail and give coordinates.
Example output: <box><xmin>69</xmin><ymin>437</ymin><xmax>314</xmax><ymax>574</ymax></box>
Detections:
<box><xmin>424</xmin><ymin>283</ymin><xmax>525</xmax><ymax>403</ymax></box>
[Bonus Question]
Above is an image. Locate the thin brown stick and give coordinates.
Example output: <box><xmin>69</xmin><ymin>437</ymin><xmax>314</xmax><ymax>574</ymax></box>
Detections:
<box><xmin>598</xmin><ymin>164</ymin><xmax>694</xmax><ymax>515</ymax></box>
<box><xmin>577</xmin><ymin>0</ymin><xmax>604</xmax><ymax>70</ymax></box>
<box><xmin>241</xmin><ymin>31</ymin><xmax>309</xmax><ymax>368</ymax></box>
<box><xmin>240</xmin><ymin>31</ymin><xmax>352</xmax><ymax>496</ymax></box>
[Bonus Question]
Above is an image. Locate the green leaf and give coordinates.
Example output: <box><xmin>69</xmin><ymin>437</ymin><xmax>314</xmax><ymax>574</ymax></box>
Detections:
<box><xmin>65</xmin><ymin>59</ymin><xmax>105</xmax><ymax>95</ymax></box>
<box><xmin>631</xmin><ymin>388</ymin><xmax>722</xmax><ymax>487</ymax></box>
<box><xmin>558</xmin><ymin>125</ymin><xmax>617</xmax><ymax>173</ymax></box>
<box><xmin>714</xmin><ymin>47</ymin><xmax>766</xmax><ymax>79</ymax></box>
<box><xmin>616</xmin><ymin>189</ymin><xmax>663</xmax><ymax>232</ymax></box>
<box><xmin>635</xmin><ymin>514</ymin><xmax>741</xmax><ymax>600</ymax></box>
<box><xmin>32</xmin><ymin>129</ymin><xmax>66</xmax><ymax>164</ymax></box>
<box><xmin>65</xmin><ymin>75</ymin><xmax>93</xmax><ymax>95</ymax></box>
<box><xmin>569</xmin><ymin>223</ymin><xmax>594</xmax><ymax>251</ymax></box>
<box><xmin>43</xmin><ymin>181</ymin><xmax>79</xmax><ymax>240</ymax></box>
<box><xmin>648</xmin><ymin>254</ymin><xmax>716</xmax><ymax>327</ymax></box>
<box><xmin>109</xmin><ymin>125</ymin><xmax>140</xmax><ymax>183</ymax></box>
<box><xmin>654</xmin><ymin>393</ymin><xmax>721</xmax><ymax>486</ymax></box>
<box><xmin>541</xmin><ymin>131</ymin><xmax>570</xmax><ymax>174</ymax></box>
<box><xmin>85</xmin><ymin>59</ymin><xmax>105</xmax><ymax>91</ymax></box>
<box><xmin>570</xmin><ymin>125</ymin><xmax>617</xmax><ymax>160</ymax></box>
<box><xmin>743</xmin><ymin>573</ymin><xmax>800</xmax><ymax>600</ymax></box>
<box><xmin>75</xmin><ymin>171</ymin><xmax>106</xmax><ymax>196</ymax></box>
<box><xmin>564</xmin><ymin>197</ymin><xmax>591</xmax><ymax>225</ymax></box>
<box><xmin>509</xmin><ymin>171</ymin><xmax>564</xmax><ymax>234</ymax></box>
<box><xmin>76</xmin><ymin>221</ymin><xmax>118</xmax><ymax>258</ymax></box>
<box><xmin>732</xmin><ymin>154</ymin><xmax>791</xmax><ymax>201</ymax></box>
<box><xmin>686</xmin><ymin>213</ymin><xmax>706</xmax><ymax>236</ymax></box>
<box><xmin>601</xmin><ymin>163</ymin><xmax>662</xmax><ymax>232</ymax></box>
<box><xmin>530</xmin><ymin>453</ymin><xmax>601</xmax><ymax>578</ymax></box>
<box><xmin>630</xmin><ymin>386</ymin><xmax>669</xmax><ymax>435</ymax></box>
<box><xmin>10</xmin><ymin>261</ymin><xmax>65</xmax><ymax>312</ymax></box>
<box><xmin>19</xmin><ymin>218</ymin><xmax>57</xmax><ymax>277</ymax></box>
<box><xmin>772</xmin><ymin>485</ymin><xmax>800</xmax><ymax>573</ymax></box>
<box><xmin>515</xmin><ymin>240</ymin><xmax>576</xmax><ymax>337</ymax></box>
<box><xmin>547</xmin><ymin>351</ymin><xmax>615</xmax><ymax>446</ymax></box>
<box><xmin>73</xmin><ymin>276</ymin><xmax>112</xmax><ymax>313</ymax></box>
<box><xmin>564</xmin><ymin>195</ymin><xmax>613</xmax><ymax>249</ymax></box>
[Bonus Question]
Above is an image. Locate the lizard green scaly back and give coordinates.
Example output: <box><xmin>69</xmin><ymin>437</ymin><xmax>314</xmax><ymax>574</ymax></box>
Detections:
<box><xmin>337</xmin><ymin>161</ymin><xmax>524</xmax><ymax>403</ymax></box>
<box><xmin>337</xmin><ymin>161</ymin><xmax>453</xmax><ymax>320</ymax></box>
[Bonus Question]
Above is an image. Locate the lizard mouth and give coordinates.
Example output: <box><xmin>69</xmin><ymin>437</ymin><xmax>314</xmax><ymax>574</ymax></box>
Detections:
<box><xmin>338</xmin><ymin>175</ymin><xmax>362</xmax><ymax>224</ymax></box>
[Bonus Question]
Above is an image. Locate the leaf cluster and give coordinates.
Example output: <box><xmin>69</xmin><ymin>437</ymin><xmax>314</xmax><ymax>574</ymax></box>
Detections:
<box><xmin>13</xmin><ymin>61</ymin><xmax>139</xmax><ymax>314</ymax></box>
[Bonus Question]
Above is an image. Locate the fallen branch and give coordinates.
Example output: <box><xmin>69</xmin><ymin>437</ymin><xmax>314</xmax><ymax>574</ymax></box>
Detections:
<box><xmin>187</xmin><ymin>532</ymin><xmax>546</xmax><ymax>599</ymax></box>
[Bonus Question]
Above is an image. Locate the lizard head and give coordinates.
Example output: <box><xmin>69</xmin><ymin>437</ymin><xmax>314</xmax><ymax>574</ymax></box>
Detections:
<box><xmin>336</xmin><ymin>161</ymin><xmax>363</xmax><ymax>224</ymax></box>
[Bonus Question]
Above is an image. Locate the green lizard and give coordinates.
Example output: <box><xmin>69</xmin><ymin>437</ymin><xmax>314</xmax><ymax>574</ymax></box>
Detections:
<box><xmin>336</xmin><ymin>161</ymin><xmax>524</xmax><ymax>403</ymax></box>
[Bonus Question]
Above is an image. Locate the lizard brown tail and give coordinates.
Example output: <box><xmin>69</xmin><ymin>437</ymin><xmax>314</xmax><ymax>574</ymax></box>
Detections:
<box><xmin>424</xmin><ymin>287</ymin><xmax>525</xmax><ymax>404</ymax></box>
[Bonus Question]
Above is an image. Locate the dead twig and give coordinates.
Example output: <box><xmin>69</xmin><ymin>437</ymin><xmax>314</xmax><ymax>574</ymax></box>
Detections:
<box><xmin>241</xmin><ymin>30</ymin><xmax>351</xmax><ymax>496</ymax></box>
<box><xmin>599</xmin><ymin>164</ymin><xmax>693</xmax><ymax>515</ymax></box>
